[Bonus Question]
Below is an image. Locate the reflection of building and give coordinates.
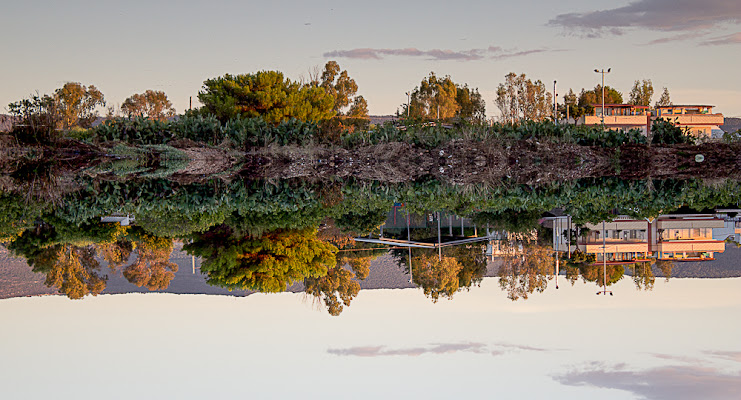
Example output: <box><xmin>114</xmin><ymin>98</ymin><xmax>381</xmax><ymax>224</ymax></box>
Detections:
<box><xmin>563</xmin><ymin>214</ymin><xmax>730</xmax><ymax>264</ymax></box>
<box><xmin>363</xmin><ymin>208</ymin><xmax>534</xmax><ymax>262</ymax></box>
<box><xmin>714</xmin><ymin>209</ymin><xmax>741</xmax><ymax>244</ymax></box>
<box><xmin>100</xmin><ymin>214</ymin><xmax>135</xmax><ymax>226</ymax></box>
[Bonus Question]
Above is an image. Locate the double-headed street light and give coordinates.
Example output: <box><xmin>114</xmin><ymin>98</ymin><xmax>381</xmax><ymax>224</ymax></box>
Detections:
<box><xmin>594</xmin><ymin>68</ymin><xmax>611</xmax><ymax>125</ymax></box>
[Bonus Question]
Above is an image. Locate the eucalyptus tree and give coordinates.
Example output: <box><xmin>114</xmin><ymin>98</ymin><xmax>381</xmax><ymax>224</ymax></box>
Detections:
<box><xmin>655</xmin><ymin>87</ymin><xmax>672</xmax><ymax>107</ymax></box>
<box><xmin>495</xmin><ymin>72</ymin><xmax>552</xmax><ymax>123</ymax></box>
<box><xmin>54</xmin><ymin>82</ymin><xmax>106</xmax><ymax>129</ymax></box>
<box><xmin>628</xmin><ymin>79</ymin><xmax>654</xmax><ymax>107</ymax></box>
<box><xmin>121</xmin><ymin>90</ymin><xmax>176</xmax><ymax>121</ymax></box>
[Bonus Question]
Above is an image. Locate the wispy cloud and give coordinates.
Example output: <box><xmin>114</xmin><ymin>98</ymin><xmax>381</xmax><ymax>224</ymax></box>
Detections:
<box><xmin>328</xmin><ymin>342</ymin><xmax>487</xmax><ymax>357</ymax></box>
<box><xmin>548</xmin><ymin>0</ymin><xmax>741</xmax><ymax>38</ymax></box>
<box><xmin>701</xmin><ymin>32</ymin><xmax>741</xmax><ymax>45</ymax></box>
<box><xmin>323</xmin><ymin>46</ymin><xmax>551</xmax><ymax>61</ymax></box>
<box><xmin>708</xmin><ymin>350</ymin><xmax>741</xmax><ymax>363</ymax></box>
<box><xmin>554</xmin><ymin>362</ymin><xmax>741</xmax><ymax>400</ymax></box>
<box><xmin>328</xmin><ymin>342</ymin><xmax>556</xmax><ymax>357</ymax></box>
<box><xmin>651</xmin><ymin>351</ymin><xmax>741</xmax><ymax>364</ymax></box>
<box><xmin>643</xmin><ymin>32</ymin><xmax>702</xmax><ymax>45</ymax></box>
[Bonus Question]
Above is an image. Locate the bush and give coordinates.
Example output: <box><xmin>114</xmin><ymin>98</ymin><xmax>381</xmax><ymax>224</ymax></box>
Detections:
<box><xmin>651</xmin><ymin>118</ymin><xmax>695</xmax><ymax>145</ymax></box>
<box><xmin>92</xmin><ymin>117</ymin><xmax>172</xmax><ymax>144</ymax></box>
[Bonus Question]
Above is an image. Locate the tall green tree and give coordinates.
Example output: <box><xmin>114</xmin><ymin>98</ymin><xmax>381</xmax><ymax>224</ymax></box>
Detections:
<box><xmin>403</xmin><ymin>73</ymin><xmax>485</xmax><ymax>122</ymax></box>
<box><xmin>121</xmin><ymin>90</ymin><xmax>176</xmax><ymax>121</ymax></box>
<box><xmin>628</xmin><ymin>79</ymin><xmax>654</xmax><ymax>107</ymax></box>
<box><xmin>406</xmin><ymin>72</ymin><xmax>460</xmax><ymax>121</ymax></box>
<box><xmin>455</xmin><ymin>84</ymin><xmax>486</xmax><ymax>122</ymax></box>
<box><xmin>347</xmin><ymin>95</ymin><xmax>369</xmax><ymax>118</ymax></box>
<box><xmin>578</xmin><ymin>85</ymin><xmax>623</xmax><ymax>108</ymax></box>
<box><xmin>495</xmin><ymin>72</ymin><xmax>552</xmax><ymax>123</ymax></box>
<box><xmin>318</xmin><ymin>61</ymin><xmax>359</xmax><ymax>114</ymax></box>
<box><xmin>198</xmin><ymin>71</ymin><xmax>336</xmax><ymax>124</ymax></box>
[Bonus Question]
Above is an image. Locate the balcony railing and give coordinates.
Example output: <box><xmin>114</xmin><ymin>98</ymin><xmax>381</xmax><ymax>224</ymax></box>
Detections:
<box><xmin>658</xmin><ymin>114</ymin><xmax>724</xmax><ymax>125</ymax></box>
<box><xmin>584</xmin><ymin>115</ymin><xmax>648</xmax><ymax>126</ymax></box>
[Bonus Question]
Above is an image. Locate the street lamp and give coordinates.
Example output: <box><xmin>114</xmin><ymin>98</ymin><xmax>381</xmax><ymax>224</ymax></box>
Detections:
<box><xmin>405</xmin><ymin>91</ymin><xmax>411</xmax><ymax>119</ymax></box>
<box><xmin>597</xmin><ymin>220</ymin><xmax>613</xmax><ymax>296</ymax></box>
<box><xmin>594</xmin><ymin>68</ymin><xmax>611</xmax><ymax>125</ymax></box>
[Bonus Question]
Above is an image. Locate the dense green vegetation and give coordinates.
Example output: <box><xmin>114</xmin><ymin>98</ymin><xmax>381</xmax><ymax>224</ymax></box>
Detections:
<box><xmin>4</xmin><ymin>177</ymin><xmax>740</xmax><ymax>244</ymax></box>
<box><xmin>77</xmin><ymin>115</ymin><xmax>652</xmax><ymax>149</ymax></box>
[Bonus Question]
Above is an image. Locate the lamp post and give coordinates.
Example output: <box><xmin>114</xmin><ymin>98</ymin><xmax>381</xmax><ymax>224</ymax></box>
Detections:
<box><xmin>553</xmin><ymin>80</ymin><xmax>558</xmax><ymax>125</ymax></box>
<box><xmin>594</xmin><ymin>68</ymin><xmax>611</xmax><ymax>125</ymax></box>
<box><xmin>406</xmin><ymin>91</ymin><xmax>411</xmax><ymax>119</ymax></box>
<box><xmin>597</xmin><ymin>220</ymin><xmax>613</xmax><ymax>296</ymax></box>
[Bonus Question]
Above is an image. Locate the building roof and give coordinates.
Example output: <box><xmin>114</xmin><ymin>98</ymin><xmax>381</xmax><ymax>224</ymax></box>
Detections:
<box><xmin>656</xmin><ymin>105</ymin><xmax>714</xmax><ymax>108</ymax></box>
<box><xmin>590</xmin><ymin>103</ymin><xmax>649</xmax><ymax>108</ymax></box>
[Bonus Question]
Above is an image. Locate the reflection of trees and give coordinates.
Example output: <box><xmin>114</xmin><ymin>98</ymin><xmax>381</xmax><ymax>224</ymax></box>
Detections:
<box><xmin>96</xmin><ymin>240</ymin><xmax>133</xmax><ymax>271</ymax></box>
<box><xmin>414</xmin><ymin>255</ymin><xmax>462</xmax><ymax>303</ymax></box>
<box><xmin>305</xmin><ymin>266</ymin><xmax>360</xmax><ymax>316</ymax></box>
<box><xmin>336</xmin><ymin>243</ymin><xmax>387</xmax><ymax>280</ymax></box>
<box><xmin>654</xmin><ymin>260</ymin><xmax>674</xmax><ymax>281</ymax></box>
<box><xmin>632</xmin><ymin>261</ymin><xmax>655</xmax><ymax>291</ymax></box>
<box><xmin>122</xmin><ymin>233</ymin><xmax>177</xmax><ymax>291</ymax></box>
<box><xmin>333</xmin><ymin>208</ymin><xmax>388</xmax><ymax>236</ymax></box>
<box><xmin>498</xmin><ymin>244</ymin><xmax>554</xmax><ymax>301</ymax></box>
<box><xmin>471</xmin><ymin>210</ymin><xmax>542</xmax><ymax>234</ymax></box>
<box><xmin>562</xmin><ymin>250</ymin><xmax>595</xmax><ymax>286</ymax></box>
<box><xmin>579</xmin><ymin>264</ymin><xmax>625</xmax><ymax>287</ymax></box>
<box><xmin>7</xmin><ymin>219</ymin><xmax>122</xmax><ymax>299</ymax></box>
<box><xmin>135</xmin><ymin>205</ymin><xmax>229</xmax><ymax>238</ymax></box>
<box><xmin>33</xmin><ymin>245</ymin><xmax>106</xmax><ymax>299</ymax></box>
<box><xmin>392</xmin><ymin>246</ymin><xmax>484</xmax><ymax>302</ymax></box>
<box><xmin>185</xmin><ymin>227</ymin><xmax>337</xmax><ymax>292</ymax></box>
<box><xmin>443</xmin><ymin>245</ymin><xmax>487</xmax><ymax>290</ymax></box>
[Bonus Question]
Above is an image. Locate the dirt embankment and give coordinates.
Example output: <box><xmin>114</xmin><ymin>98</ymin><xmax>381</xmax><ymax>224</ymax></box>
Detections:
<box><xmin>619</xmin><ymin>143</ymin><xmax>741</xmax><ymax>180</ymax></box>
<box><xmin>242</xmin><ymin>140</ymin><xmax>741</xmax><ymax>184</ymax></box>
<box><xmin>1</xmin><ymin>139</ymin><xmax>739</xmax><ymax>188</ymax></box>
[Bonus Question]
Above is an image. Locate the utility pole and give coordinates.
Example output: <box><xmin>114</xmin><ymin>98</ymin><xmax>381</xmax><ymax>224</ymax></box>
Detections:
<box><xmin>406</xmin><ymin>92</ymin><xmax>411</xmax><ymax>119</ymax></box>
<box><xmin>553</xmin><ymin>80</ymin><xmax>558</xmax><ymax>125</ymax></box>
<box><xmin>597</xmin><ymin>220</ymin><xmax>613</xmax><ymax>296</ymax></box>
<box><xmin>594</xmin><ymin>68</ymin><xmax>611</xmax><ymax>126</ymax></box>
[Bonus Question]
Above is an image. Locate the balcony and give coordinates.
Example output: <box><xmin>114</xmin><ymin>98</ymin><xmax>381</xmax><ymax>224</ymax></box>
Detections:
<box><xmin>584</xmin><ymin>115</ymin><xmax>649</xmax><ymax>126</ymax></box>
<box><xmin>657</xmin><ymin>114</ymin><xmax>724</xmax><ymax>126</ymax></box>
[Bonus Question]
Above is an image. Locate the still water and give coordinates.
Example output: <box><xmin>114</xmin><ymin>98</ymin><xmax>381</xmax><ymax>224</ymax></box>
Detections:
<box><xmin>1</xmin><ymin>177</ymin><xmax>740</xmax><ymax>399</ymax></box>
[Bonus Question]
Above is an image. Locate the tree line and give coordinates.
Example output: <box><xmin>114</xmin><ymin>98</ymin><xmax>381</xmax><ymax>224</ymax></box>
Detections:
<box><xmin>495</xmin><ymin>74</ymin><xmax>673</xmax><ymax>123</ymax></box>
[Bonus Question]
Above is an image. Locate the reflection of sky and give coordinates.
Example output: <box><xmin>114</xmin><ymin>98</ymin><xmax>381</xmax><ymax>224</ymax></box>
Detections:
<box><xmin>1</xmin><ymin>278</ymin><xmax>740</xmax><ymax>399</ymax></box>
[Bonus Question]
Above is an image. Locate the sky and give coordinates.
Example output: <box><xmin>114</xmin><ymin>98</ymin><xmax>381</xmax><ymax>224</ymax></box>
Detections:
<box><xmin>1</xmin><ymin>0</ymin><xmax>741</xmax><ymax>118</ymax></box>
<box><xmin>1</xmin><ymin>277</ymin><xmax>740</xmax><ymax>399</ymax></box>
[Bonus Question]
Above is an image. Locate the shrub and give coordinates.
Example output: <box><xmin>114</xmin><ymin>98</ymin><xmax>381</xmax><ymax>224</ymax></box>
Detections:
<box><xmin>651</xmin><ymin>118</ymin><xmax>695</xmax><ymax>145</ymax></box>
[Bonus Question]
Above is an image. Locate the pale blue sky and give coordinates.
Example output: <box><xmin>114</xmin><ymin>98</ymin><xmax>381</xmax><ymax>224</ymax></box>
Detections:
<box><xmin>1</xmin><ymin>278</ymin><xmax>740</xmax><ymax>399</ymax></box>
<box><xmin>2</xmin><ymin>0</ymin><xmax>740</xmax><ymax>117</ymax></box>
